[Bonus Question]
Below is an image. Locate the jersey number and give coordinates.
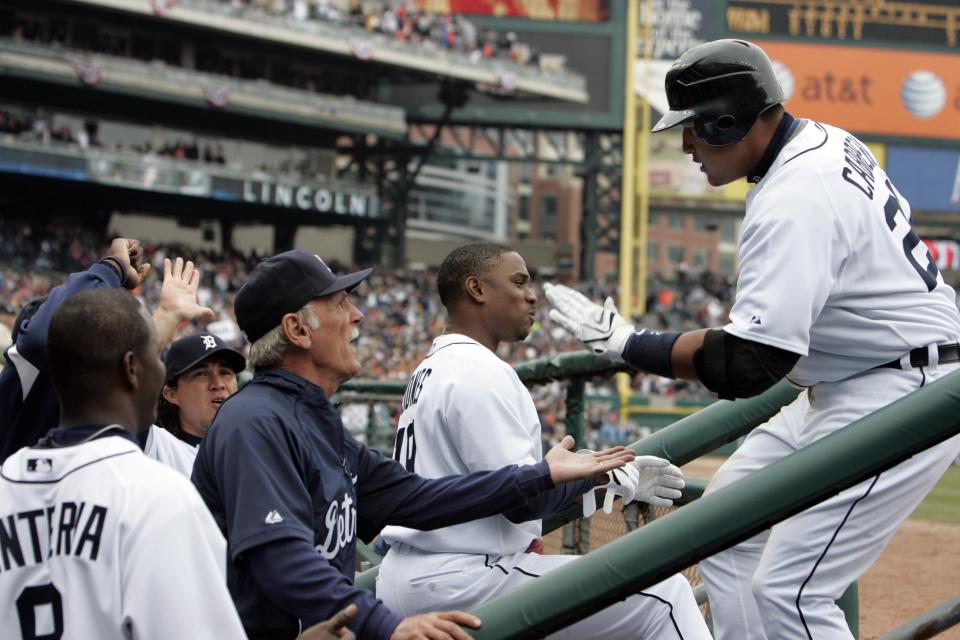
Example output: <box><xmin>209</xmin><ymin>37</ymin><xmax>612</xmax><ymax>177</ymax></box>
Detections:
<box><xmin>392</xmin><ymin>421</ymin><xmax>417</xmax><ymax>472</ymax></box>
<box><xmin>883</xmin><ymin>178</ymin><xmax>939</xmax><ymax>291</ymax></box>
<box><xmin>17</xmin><ymin>583</ymin><xmax>63</xmax><ymax>640</ymax></box>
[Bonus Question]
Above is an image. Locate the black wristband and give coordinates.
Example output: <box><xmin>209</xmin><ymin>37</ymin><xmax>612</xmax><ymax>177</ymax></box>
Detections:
<box><xmin>98</xmin><ymin>256</ymin><xmax>127</xmax><ymax>287</ymax></box>
<box><xmin>621</xmin><ymin>329</ymin><xmax>681</xmax><ymax>378</ymax></box>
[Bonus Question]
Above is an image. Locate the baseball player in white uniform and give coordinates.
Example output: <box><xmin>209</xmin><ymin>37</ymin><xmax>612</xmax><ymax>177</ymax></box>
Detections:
<box><xmin>546</xmin><ymin>39</ymin><xmax>960</xmax><ymax>640</ymax></box>
<box><xmin>376</xmin><ymin>244</ymin><xmax>710</xmax><ymax>639</ymax></box>
<box><xmin>0</xmin><ymin>288</ymin><xmax>245</xmax><ymax>639</ymax></box>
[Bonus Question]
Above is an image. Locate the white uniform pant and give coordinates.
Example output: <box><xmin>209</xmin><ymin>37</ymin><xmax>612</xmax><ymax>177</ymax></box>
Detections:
<box><xmin>699</xmin><ymin>363</ymin><xmax>960</xmax><ymax>640</ymax></box>
<box><xmin>377</xmin><ymin>542</ymin><xmax>711</xmax><ymax>639</ymax></box>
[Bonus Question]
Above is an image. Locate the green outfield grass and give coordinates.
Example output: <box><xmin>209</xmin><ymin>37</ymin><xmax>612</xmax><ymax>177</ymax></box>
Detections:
<box><xmin>909</xmin><ymin>464</ymin><xmax>960</xmax><ymax>524</ymax></box>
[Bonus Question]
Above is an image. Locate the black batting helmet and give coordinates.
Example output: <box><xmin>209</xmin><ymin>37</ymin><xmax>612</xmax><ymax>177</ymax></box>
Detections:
<box><xmin>652</xmin><ymin>39</ymin><xmax>784</xmax><ymax>146</ymax></box>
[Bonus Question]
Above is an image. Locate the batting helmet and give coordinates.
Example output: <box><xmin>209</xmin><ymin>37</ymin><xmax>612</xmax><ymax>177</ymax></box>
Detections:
<box><xmin>652</xmin><ymin>39</ymin><xmax>784</xmax><ymax>146</ymax></box>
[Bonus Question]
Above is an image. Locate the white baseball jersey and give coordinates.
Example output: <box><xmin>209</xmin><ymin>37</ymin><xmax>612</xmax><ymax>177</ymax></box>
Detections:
<box><xmin>380</xmin><ymin>334</ymin><xmax>542</xmax><ymax>555</ymax></box>
<box><xmin>142</xmin><ymin>424</ymin><xmax>197</xmax><ymax>478</ymax></box>
<box><xmin>0</xmin><ymin>433</ymin><xmax>244</xmax><ymax>640</ymax></box>
<box><xmin>727</xmin><ymin>120</ymin><xmax>960</xmax><ymax>386</ymax></box>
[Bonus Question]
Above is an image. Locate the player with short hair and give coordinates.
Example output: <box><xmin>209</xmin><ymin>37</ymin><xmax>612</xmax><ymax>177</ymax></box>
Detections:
<box><xmin>546</xmin><ymin>39</ymin><xmax>960</xmax><ymax>640</ymax></box>
<box><xmin>190</xmin><ymin>250</ymin><xmax>635</xmax><ymax>640</ymax></box>
<box><xmin>0</xmin><ymin>288</ymin><xmax>246</xmax><ymax>639</ymax></box>
<box><xmin>376</xmin><ymin>243</ymin><xmax>710</xmax><ymax>639</ymax></box>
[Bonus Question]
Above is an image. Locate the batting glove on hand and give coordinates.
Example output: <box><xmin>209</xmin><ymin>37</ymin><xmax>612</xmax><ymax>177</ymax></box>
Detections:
<box><xmin>543</xmin><ymin>283</ymin><xmax>633</xmax><ymax>362</ymax></box>
<box><xmin>581</xmin><ymin>457</ymin><xmax>639</xmax><ymax>518</ymax></box>
<box><xmin>580</xmin><ymin>454</ymin><xmax>685</xmax><ymax>517</ymax></box>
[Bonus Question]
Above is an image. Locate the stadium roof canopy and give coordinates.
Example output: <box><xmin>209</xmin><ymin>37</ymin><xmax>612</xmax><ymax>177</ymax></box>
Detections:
<box><xmin>0</xmin><ymin>39</ymin><xmax>408</xmax><ymax>139</ymax></box>
<box><xmin>58</xmin><ymin>0</ymin><xmax>589</xmax><ymax>105</ymax></box>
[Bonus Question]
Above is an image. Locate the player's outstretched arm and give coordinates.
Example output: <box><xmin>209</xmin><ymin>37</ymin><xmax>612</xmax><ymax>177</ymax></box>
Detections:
<box><xmin>545</xmin><ymin>435</ymin><xmax>634</xmax><ymax>485</ymax></box>
<box><xmin>544</xmin><ymin>282</ymin><xmax>800</xmax><ymax>399</ymax></box>
<box><xmin>152</xmin><ymin>256</ymin><xmax>216</xmax><ymax>348</ymax></box>
<box><xmin>390</xmin><ymin>611</ymin><xmax>480</xmax><ymax>640</ymax></box>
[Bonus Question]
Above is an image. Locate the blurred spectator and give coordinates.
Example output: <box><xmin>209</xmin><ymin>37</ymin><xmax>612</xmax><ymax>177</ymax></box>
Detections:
<box><xmin>0</xmin><ymin>221</ymin><xmax>766</xmax><ymax>450</ymax></box>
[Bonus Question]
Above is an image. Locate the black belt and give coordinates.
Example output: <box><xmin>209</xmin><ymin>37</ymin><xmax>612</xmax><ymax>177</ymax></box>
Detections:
<box><xmin>877</xmin><ymin>343</ymin><xmax>960</xmax><ymax>369</ymax></box>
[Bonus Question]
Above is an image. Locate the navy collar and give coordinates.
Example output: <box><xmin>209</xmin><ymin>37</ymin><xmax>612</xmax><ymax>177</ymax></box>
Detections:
<box><xmin>253</xmin><ymin>368</ymin><xmax>331</xmax><ymax>403</ymax></box>
<box><xmin>748</xmin><ymin>111</ymin><xmax>797</xmax><ymax>184</ymax></box>
<box><xmin>36</xmin><ymin>424</ymin><xmax>139</xmax><ymax>449</ymax></box>
<box><xmin>252</xmin><ymin>369</ymin><xmax>347</xmax><ymax>449</ymax></box>
<box><xmin>177</xmin><ymin>431</ymin><xmax>203</xmax><ymax>447</ymax></box>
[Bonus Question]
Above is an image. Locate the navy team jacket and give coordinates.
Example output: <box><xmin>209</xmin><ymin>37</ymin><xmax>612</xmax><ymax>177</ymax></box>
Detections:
<box><xmin>191</xmin><ymin>368</ymin><xmax>556</xmax><ymax>638</ymax></box>
<box><xmin>0</xmin><ymin>262</ymin><xmax>122</xmax><ymax>459</ymax></box>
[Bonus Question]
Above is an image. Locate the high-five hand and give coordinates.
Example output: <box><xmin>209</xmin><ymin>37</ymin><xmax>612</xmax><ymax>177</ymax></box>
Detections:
<box><xmin>543</xmin><ymin>283</ymin><xmax>633</xmax><ymax>361</ymax></box>
<box><xmin>544</xmin><ymin>435</ymin><xmax>635</xmax><ymax>485</ymax></box>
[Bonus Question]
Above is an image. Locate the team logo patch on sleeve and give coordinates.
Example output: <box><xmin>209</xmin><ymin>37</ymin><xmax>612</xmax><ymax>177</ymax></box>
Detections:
<box><xmin>25</xmin><ymin>457</ymin><xmax>54</xmax><ymax>474</ymax></box>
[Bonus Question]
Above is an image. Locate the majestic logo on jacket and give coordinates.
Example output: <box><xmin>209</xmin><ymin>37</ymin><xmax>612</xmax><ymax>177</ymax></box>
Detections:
<box><xmin>316</xmin><ymin>492</ymin><xmax>357</xmax><ymax>560</ymax></box>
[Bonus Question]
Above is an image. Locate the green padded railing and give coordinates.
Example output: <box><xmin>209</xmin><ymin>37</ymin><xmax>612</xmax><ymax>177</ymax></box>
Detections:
<box><xmin>352</xmin><ymin>360</ymin><xmax>799</xmax><ymax>592</ymax></box>
<box><xmin>463</xmin><ymin>370</ymin><xmax>960</xmax><ymax>638</ymax></box>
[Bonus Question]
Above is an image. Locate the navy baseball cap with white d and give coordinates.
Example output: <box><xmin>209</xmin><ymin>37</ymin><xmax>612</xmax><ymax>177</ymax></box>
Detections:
<box><xmin>235</xmin><ymin>250</ymin><xmax>372</xmax><ymax>343</ymax></box>
<box><xmin>163</xmin><ymin>333</ymin><xmax>246</xmax><ymax>386</ymax></box>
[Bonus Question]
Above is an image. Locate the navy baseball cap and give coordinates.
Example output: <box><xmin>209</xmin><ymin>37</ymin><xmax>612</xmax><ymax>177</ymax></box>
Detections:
<box><xmin>235</xmin><ymin>250</ymin><xmax>372</xmax><ymax>343</ymax></box>
<box><xmin>163</xmin><ymin>333</ymin><xmax>246</xmax><ymax>386</ymax></box>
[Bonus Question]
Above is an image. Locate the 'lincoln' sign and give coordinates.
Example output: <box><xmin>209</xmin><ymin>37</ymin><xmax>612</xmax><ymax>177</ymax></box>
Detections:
<box><xmin>242</xmin><ymin>181</ymin><xmax>378</xmax><ymax>217</ymax></box>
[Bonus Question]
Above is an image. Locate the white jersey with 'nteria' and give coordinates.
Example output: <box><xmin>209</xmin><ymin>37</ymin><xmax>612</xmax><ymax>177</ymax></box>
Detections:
<box><xmin>726</xmin><ymin>120</ymin><xmax>960</xmax><ymax>386</ymax></box>
<box><xmin>0</xmin><ymin>435</ymin><xmax>244</xmax><ymax>640</ymax></box>
<box><xmin>380</xmin><ymin>334</ymin><xmax>542</xmax><ymax>556</ymax></box>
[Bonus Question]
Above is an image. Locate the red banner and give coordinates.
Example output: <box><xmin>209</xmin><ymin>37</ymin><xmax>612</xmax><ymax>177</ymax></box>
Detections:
<box><xmin>923</xmin><ymin>239</ymin><xmax>960</xmax><ymax>271</ymax></box>
<box><xmin>441</xmin><ymin>0</ymin><xmax>607</xmax><ymax>21</ymax></box>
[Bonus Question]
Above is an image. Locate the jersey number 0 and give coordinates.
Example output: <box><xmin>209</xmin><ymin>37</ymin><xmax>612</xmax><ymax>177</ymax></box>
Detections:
<box><xmin>17</xmin><ymin>583</ymin><xmax>64</xmax><ymax>640</ymax></box>
<box><xmin>392</xmin><ymin>421</ymin><xmax>417</xmax><ymax>472</ymax></box>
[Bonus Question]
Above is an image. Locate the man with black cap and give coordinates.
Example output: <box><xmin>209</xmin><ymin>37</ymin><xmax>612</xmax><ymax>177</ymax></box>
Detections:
<box><xmin>191</xmin><ymin>250</ymin><xmax>636</xmax><ymax>640</ymax></box>
<box><xmin>142</xmin><ymin>332</ymin><xmax>246</xmax><ymax>476</ymax></box>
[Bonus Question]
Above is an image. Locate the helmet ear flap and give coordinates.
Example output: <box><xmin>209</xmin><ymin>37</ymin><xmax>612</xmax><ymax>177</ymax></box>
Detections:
<box><xmin>715</xmin><ymin>115</ymin><xmax>737</xmax><ymax>131</ymax></box>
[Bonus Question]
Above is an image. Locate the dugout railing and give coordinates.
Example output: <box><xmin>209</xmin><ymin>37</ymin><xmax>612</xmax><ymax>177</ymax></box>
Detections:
<box><xmin>342</xmin><ymin>353</ymin><xmax>960</xmax><ymax>638</ymax></box>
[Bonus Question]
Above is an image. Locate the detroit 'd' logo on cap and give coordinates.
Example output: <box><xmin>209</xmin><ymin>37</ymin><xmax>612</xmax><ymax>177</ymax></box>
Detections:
<box><xmin>314</xmin><ymin>255</ymin><xmax>331</xmax><ymax>273</ymax></box>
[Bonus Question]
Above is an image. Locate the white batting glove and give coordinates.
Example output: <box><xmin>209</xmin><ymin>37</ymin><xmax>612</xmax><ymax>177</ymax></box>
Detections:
<box><xmin>631</xmin><ymin>456</ymin><xmax>685</xmax><ymax>508</ymax></box>
<box><xmin>543</xmin><ymin>283</ymin><xmax>634</xmax><ymax>362</ymax></box>
<box><xmin>580</xmin><ymin>454</ymin><xmax>685</xmax><ymax>517</ymax></box>
<box><xmin>582</xmin><ymin>461</ymin><xmax>639</xmax><ymax>517</ymax></box>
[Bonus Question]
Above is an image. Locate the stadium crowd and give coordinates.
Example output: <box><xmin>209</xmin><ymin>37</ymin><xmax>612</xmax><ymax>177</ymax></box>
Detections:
<box><xmin>1</xmin><ymin>222</ymin><xmax>733</xmax><ymax>448</ymax></box>
<box><xmin>1</xmin><ymin>107</ymin><xmax>230</xmax><ymax>165</ymax></box>
<box><xmin>209</xmin><ymin>0</ymin><xmax>564</xmax><ymax>73</ymax></box>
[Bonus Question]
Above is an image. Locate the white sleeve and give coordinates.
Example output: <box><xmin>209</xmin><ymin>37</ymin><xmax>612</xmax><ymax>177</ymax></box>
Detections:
<box><xmin>121</xmin><ymin>474</ymin><xmax>245</xmax><ymax>640</ymax></box>
<box><xmin>445</xmin><ymin>363</ymin><xmax>538</xmax><ymax>471</ymax></box>
<box><xmin>726</xmin><ymin>184</ymin><xmax>850</xmax><ymax>355</ymax></box>
<box><xmin>142</xmin><ymin>425</ymin><xmax>198</xmax><ymax>478</ymax></box>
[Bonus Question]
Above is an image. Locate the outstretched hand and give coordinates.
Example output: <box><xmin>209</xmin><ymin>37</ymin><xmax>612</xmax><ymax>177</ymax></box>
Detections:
<box><xmin>152</xmin><ymin>257</ymin><xmax>216</xmax><ymax>349</ymax></box>
<box><xmin>544</xmin><ymin>435</ymin><xmax>635</xmax><ymax>486</ymax></box>
<box><xmin>543</xmin><ymin>283</ymin><xmax>633</xmax><ymax>361</ymax></box>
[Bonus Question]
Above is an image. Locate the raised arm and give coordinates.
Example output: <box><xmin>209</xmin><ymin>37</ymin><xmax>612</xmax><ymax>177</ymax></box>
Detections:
<box><xmin>151</xmin><ymin>257</ymin><xmax>215</xmax><ymax>348</ymax></box>
<box><xmin>544</xmin><ymin>283</ymin><xmax>799</xmax><ymax>400</ymax></box>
